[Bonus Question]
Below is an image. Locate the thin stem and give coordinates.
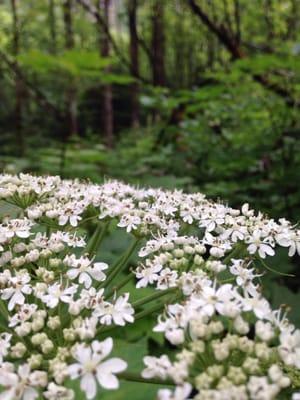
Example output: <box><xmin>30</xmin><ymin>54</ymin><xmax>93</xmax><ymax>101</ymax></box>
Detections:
<box><xmin>132</xmin><ymin>287</ymin><xmax>177</xmax><ymax>309</ymax></box>
<box><xmin>85</xmin><ymin>221</ymin><xmax>109</xmax><ymax>256</ymax></box>
<box><xmin>102</xmin><ymin>238</ymin><xmax>140</xmax><ymax>289</ymax></box>
<box><xmin>119</xmin><ymin>371</ymin><xmax>175</xmax><ymax>386</ymax></box>
<box><xmin>135</xmin><ymin>302</ymin><xmax>166</xmax><ymax>321</ymax></box>
<box><xmin>105</xmin><ymin>270</ymin><xmax>134</xmax><ymax>299</ymax></box>
<box><xmin>256</xmin><ymin>256</ymin><xmax>295</xmax><ymax>277</ymax></box>
<box><xmin>0</xmin><ymin>300</ymin><xmax>8</xmax><ymax>320</ymax></box>
<box><xmin>222</xmin><ymin>243</ymin><xmax>245</xmax><ymax>264</ymax></box>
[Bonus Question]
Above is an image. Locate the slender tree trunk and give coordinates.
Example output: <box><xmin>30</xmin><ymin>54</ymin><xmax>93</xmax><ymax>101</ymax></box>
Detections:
<box><xmin>99</xmin><ymin>0</ymin><xmax>114</xmax><ymax>147</ymax></box>
<box><xmin>63</xmin><ymin>0</ymin><xmax>78</xmax><ymax>137</ymax></box>
<box><xmin>264</xmin><ymin>0</ymin><xmax>274</xmax><ymax>42</ymax></box>
<box><xmin>233</xmin><ymin>0</ymin><xmax>241</xmax><ymax>45</ymax></box>
<box><xmin>11</xmin><ymin>0</ymin><xmax>24</xmax><ymax>156</ymax></box>
<box><xmin>128</xmin><ymin>0</ymin><xmax>139</xmax><ymax>128</ymax></box>
<box><xmin>63</xmin><ymin>0</ymin><xmax>75</xmax><ymax>49</ymax></box>
<box><xmin>286</xmin><ymin>0</ymin><xmax>298</xmax><ymax>40</ymax></box>
<box><xmin>151</xmin><ymin>0</ymin><xmax>166</xmax><ymax>87</ymax></box>
<box><xmin>49</xmin><ymin>0</ymin><xmax>57</xmax><ymax>54</ymax></box>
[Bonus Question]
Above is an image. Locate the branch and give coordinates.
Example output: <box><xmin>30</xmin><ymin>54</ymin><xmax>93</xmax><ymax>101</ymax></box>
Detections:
<box><xmin>187</xmin><ymin>0</ymin><xmax>244</xmax><ymax>59</ymax></box>
<box><xmin>76</xmin><ymin>0</ymin><xmax>149</xmax><ymax>83</ymax></box>
<box><xmin>187</xmin><ymin>0</ymin><xmax>299</xmax><ymax>109</ymax></box>
<box><xmin>137</xmin><ymin>34</ymin><xmax>153</xmax><ymax>63</ymax></box>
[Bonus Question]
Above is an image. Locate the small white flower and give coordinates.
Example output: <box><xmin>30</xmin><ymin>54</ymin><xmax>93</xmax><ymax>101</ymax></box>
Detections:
<box><xmin>0</xmin><ymin>332</ymin><xmax>12</xmax><ymax>362</ymax></box>
<box><xmin>68</xmin><ymin>338</ymin><xmax>127</xmax><ymax>399</ymax></box>
<box><xmin>94</xmin><ymin>293</ymin><xmax>134</xmax><ymax>326</ymax></box>
<box><xmin>142</xmin><ymin>355</ymin><xmax>172</xmax><ymax>380</ymax></box>
<box><xmin>41</xmin><ymin>283</ymin><xmax>78</xmax><ymax>308</ymax></box>
<box><xmin>1</xmin><ymin>273</ymin><xmax>32</xmax><ymax>311</ymax></box>
<box><xmin>44</xmin><ymin>383</ymin><xmax>74</xmax><ymax>400</ymax></box>
<box><xmin>65</xmin><ymin>255</ymin><xmax>108</xmax><ymax>289</ymax></box>
<box><xmin>246</xmin><ymin>230</ymin><xmax>275</xmax><ymax>258</ymax></box>
<box><xmin>0</xmin><ymin>363</ymin><xmax>47</xmax><ymax>400</ymax></box>
<box><xmin>135</xmin><ymin>261</ymin><xmax>162</xmax><ymax>288</ymax></box>
<box><xmin>158</xmin><ymin>383</ymin><xmax>192</xmax><ymax>400</ymax></box>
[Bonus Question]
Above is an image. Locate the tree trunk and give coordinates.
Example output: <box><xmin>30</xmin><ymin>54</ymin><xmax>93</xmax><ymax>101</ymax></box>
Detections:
<box><xmin>63</xmin><ymin>0</ymin><xmax>75</xmax><ymax>49</ymax></box>
<box><xmin>151</xmin><ymin>0</ymin><xmax>166</xmax><ymax>87</ymax></box>
<box><xmin>99</xmin><ymin>0</ymin><xmax>114</xmax><ymax>147</ymax></box>
<box><xmin>128</xmin><ymin>0</ymin><xmax>139</xmax><ymax>128</ymax></box>
<box><xmin>264</xmin><ymin>0</ymin><xmax>274</xmax><ymax>42</ymax></box>
<box><xmin>62</xmin><ymin>0</ymin><xmax>78</xmax><ymax>137</ymax></box>
<box><xmin>49</xmin><ymin>0</ymin><xmax>57</xmax><ymax>54</ymax></box>
<box><xmin>11</xmin><ymin>0</ymin><xmax>25</xmax><ymax>156</ymax></box>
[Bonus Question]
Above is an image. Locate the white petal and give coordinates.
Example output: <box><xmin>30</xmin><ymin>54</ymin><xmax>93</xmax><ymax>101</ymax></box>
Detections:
<box><xmin>96</xmin><ymin>372</ymin><xmax>119</xmax><ymax>390</ymax></box>
<box><xmin>67</xmin><ymin>269</ymin><xmax>80</xmax><ymax>280</ymax></box>
<box><xmin>81</xmin><ymin>373</ymin><xmax>97</xmax><ymax>399</ymax></box>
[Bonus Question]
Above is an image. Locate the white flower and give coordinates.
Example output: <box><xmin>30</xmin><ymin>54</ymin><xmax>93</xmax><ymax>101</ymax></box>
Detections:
<box><xmin>65</xmin><ymin>255</ymin><xmax>108</xmax><ymax>289</ymax></box>
<box><xmin>246</xmin><ymin>230</ymin><xmax>275</xmax><ymax>258</ymax></box>
<box><xmin>158</xmin><ymin>383</ymin><xmax>192</xmax><ymax>400</ymax></box>
<box><xmin>117</xmin><ymin>214</ymin><xmax>141</xmax><ymax>232</ymax></box>
<box><xmin>135</xmin><ymin>261</ymin><xmax>162</xmax><ymax>288</ymax></box>
<box><xmin>44</xmin><ymin>383</ymin><xmax>74</xmax><ymax>400</ymax></box>
<box><xmin>9</xmin><ymin>303</ymin><xmax>37</xmax><ymax>328</ymax></box>
<box><xmin>229</xmin><ymin>259</ymin><xmax>261</xmax><ymax>296</ymax></box>
<box><xmin>276</xmin><ymin>230</ymin><xmax>300</xmax><ymax>257</ymax></box>
<box><xmin>93</xmin><ymin>293</ymin><xmax>134</xmax><ymax>326</ymax></box>
<box><xmin>192</xmin><ymin>283</ymin><xmax>237</xmax><ymax>317</ymax></box>
<box><xmin>1</xmin><ymin>273</ymin><xmax>32</xmax><ymax>311</ymax></box>
<box><xmin>0</xmin><ymin>364</ymin><xmax>47</xmax><ymax>400</ymax></box>
<box><xmin>157</xmin><ymin>268</ymin><xmax>178</xmax><ymax>290</ymax></box>
<box><xmin>0</xmin><ymin>333</ymin><xmax>12</xmax><ymax>362</ymax></box>
<box><xmin>68</xmin><ymin>338</ymin><xmax>127</xmax><ymax>399</ymax></box>
<box><xmin>3</xmin><ymin>218</ymin><xmax>33</xmax><ymax>239</ymax></box>
<box><xmin>142</xmin><ymin>355</ymin><xmax>172</xmax><ymax>380</ymax></box>
<box><xmin>256</xmin><ymin>320</ymin><xmax>275</xmax><ymax>342</ymax></box>
<box><xmin>241</xmin><ymin>294</ymin><xmax>271</xmax><ymax>319</ymax></box>
<box><xmin>58</xmin><ymin>203</ymin><xmax>84</xmax><ymax>227</ymax></box>
<box><xmin>41</xmin><ymin>283</ymin><xmax>78</xmax><ymax>308</ymax></box>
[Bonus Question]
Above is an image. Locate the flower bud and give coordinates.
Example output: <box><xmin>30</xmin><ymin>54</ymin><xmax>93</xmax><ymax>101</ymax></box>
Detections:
<box><xmin>15</xmin><ymin>322</ymin><xmax>31</xmax><ymax>337</ymax></box>
<box><xmin>32</xmin><ymin>318</ymin><xmax>45</xmax><ymax>332</ymax></box>
<box><xmin>28</xmin><ymin>354</ymin><xmax>43</xmax><ymax>368</ymax></box>
<box><xmin>41</xmin><ymin>340</ymin><xmax>54</xmax><ymax>354</ymax></box>
<box><xmin>47</xmin><ymin>316</ymin><xmax>61</xmax><ymax>330</ymax></box>
<box><xmin>63</xmin><ymin>328</ymin><xmax>76</xmax><ymax>342</ymax></box>
<box><xmin>11</xmin><ymin>342</ymin><xmax>26</xmax><ymax>358</ymax></box>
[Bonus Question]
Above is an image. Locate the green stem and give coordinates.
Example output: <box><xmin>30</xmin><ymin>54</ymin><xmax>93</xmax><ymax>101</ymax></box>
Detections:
<box><xmin>135</xmin><ymin>302</ymin><xmax>166</xmax><ymax>321</ymax></box>
<box><xmin>119</xmin><ymin>371</ymin><xmax>175</xmax><ymax>386</ymax></box>
<box><xmin>256</xmin><ymin>256</ymin><xmax>295</xmax><ymax>277</ymax></box>
<box><xmin>0</xmin><ymin>300</ymin><xmax>8</xmax><ymax>320</ymax></box>
<box><xmin>132</xmin><ymin>287</ymin><xmax>177</xmax><ymax>309</ymax></box>
<box><xmin>102</xmin><ymin>238</ymin><xmax>140</xmax><ymax>289</ymax></box>
<box><xmin>85</xmin><ymin>221</ymin><xmax>109</xmax><ymax>256</ymax></box>
<box><xmin>222</xmin><ymin>243</ymin><xmax>245</xmax><ymax>264</ymax></box>
<box><xmin>105</xmin><ymin>271</ymin><xmax>134</xmax><ymax>299</ymax></box>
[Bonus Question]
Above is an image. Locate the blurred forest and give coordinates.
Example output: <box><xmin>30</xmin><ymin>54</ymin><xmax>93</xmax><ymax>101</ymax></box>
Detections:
<box><xmin>0</xmin><ymin>0</ymin><xmax>300</xmax><ymax>220</ymax></box>
<box><xmin>0</xmin><ymin>0</ymin><xmax>300</xmax><ymax>325</ymax></box>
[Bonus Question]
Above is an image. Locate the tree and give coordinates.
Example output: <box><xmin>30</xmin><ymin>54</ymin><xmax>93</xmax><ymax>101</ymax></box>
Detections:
<box><xmin>63</xmin><ymin>0</ymin><xmax>75</xmax><ymax>49</ymax></box>
<box><xmin>48</xmin><ymin>0</ymin><xmax>57</xmax><ymax>54</ymax></box>
<box><xmin>98</xmin><ymin>0</ymin><xmax>114</xmax><ymax>147</ymax></box>
<box><xmin>10</xmin><ymin>0</ymin><xmax>25</xmax><ymax>156</ymax></box>
<box><xmin>151</xmin><ymin>0</ymin><xmax>166</xmax><ymax>87</ymax></box>
<box><xmin>63</xmin><ymin>0</ymin><xmax>78</xmax><ymax>137</ymax></box>
<box><xmin>128</xmin><ymin>0</ymin><xmax>140</xmax><ymax>128</ymax></box>
<box><xmin>187</xmin><ymin>0</ymin><xmax>299</xmax><ymax>108</ymax></box>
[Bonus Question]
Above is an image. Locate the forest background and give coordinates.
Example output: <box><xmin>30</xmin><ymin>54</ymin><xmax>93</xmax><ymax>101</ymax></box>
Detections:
<box><xmin>0</xmin><ymin>0</ymin><xmax>300</xmax><ymax>326</ymax></box>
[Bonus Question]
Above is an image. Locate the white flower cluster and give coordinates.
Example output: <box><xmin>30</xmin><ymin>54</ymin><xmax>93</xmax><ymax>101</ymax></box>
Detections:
<box><xmin>0</xmin><ymin>173</ymin><xmax>299</xmax><ymax>399</ymax></box>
